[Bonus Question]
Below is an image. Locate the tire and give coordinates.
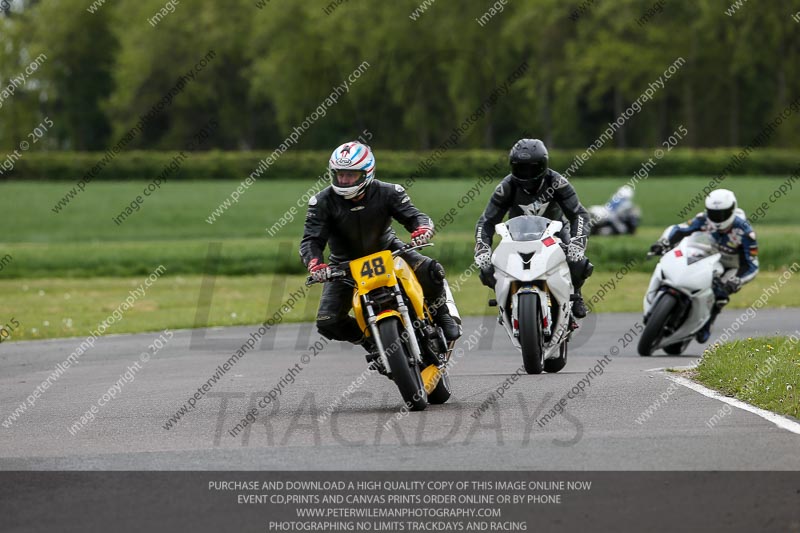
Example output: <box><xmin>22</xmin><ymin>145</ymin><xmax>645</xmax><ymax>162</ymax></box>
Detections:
<box><xmin>637</xmin><ymin>293</ymin><xmax>678</xmax><ymax>356</ymax></box>
<box><xmin>545</xmin><ymin>341</ymin><xmax>568</xmax><ymax>373</ymax></box>
<box><xmin>663</xmin><ymin>339</ymin><xmax>690</xmax><ymax>355</ymax></box>
<box><xmin>427</xmin><ymin>369</ymin><xmax>451</xmax><ymax>404</ymax></box>
<box><xmin>379</xmin><ymin>318</ymin><xmax>427</xmax><ymax>411</ymax></box>
<box><xmin>518</xmin><ymin>292</ymin><xmax>544</xmax><ymax>374</ymax></box>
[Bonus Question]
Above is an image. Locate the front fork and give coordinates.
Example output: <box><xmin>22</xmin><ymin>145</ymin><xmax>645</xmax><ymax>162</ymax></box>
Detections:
<box><xmin>363</xmin><ymin>300</ymin><xmax>392</xmax><ymax>373</ymax></box>
<box><xmin>512</xmin><ymin>285</ymin><xmax>553</xmax><ymax>338</ymax></box>
<box><xmin>394</xmin><ymin>287</ymin><xmax>424</xmax><ymax>365</ymax></box>
<box><xmin>362</xmin><ymin>287</ymin><xmax>424</xmax><ymax>375</ymax></box>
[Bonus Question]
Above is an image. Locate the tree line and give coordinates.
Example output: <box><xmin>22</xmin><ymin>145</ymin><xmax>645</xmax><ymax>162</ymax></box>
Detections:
<box><xmin>1</xmin><ymin>0</ymin><xmax>798</xmax><ymax>153</ymax></box>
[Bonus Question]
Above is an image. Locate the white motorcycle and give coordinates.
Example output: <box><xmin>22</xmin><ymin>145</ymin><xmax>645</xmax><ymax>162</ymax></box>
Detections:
<box><xmin>638</xmin><ymin>232</ymin><xmax>723</xmax><ymax>356</ymax></box>
<box><xmin>488</xmin><ymin>215</ymin><xmax>575</xmax><ymax>374</ymax></box>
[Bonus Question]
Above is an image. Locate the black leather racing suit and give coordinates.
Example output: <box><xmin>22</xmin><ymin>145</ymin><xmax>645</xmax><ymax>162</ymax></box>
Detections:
<box><xmin>475</xmin><ymin>170</ymin><xmax>592</xmax><ymax>291</ymax></box>
<box><xmin>300</xmin><ymin>180</ymin><xmax>448</xmax><ymax>343</ymax></box>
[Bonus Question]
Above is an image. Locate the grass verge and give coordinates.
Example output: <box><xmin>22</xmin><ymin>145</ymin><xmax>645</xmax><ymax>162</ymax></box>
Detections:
<box><xmin>1</xmin><ymin>228</ymin><xmax>798</xmax><ymax>278</ymax></box>
<box><xmin>693</xmin><ymin>336</ymin><xmax>800</xmax><ymax>419</ymax></box>
<box><xmin>1</xmin><ymin>271</ymin><xmax>798</xmax><ymax>342</ymax></box>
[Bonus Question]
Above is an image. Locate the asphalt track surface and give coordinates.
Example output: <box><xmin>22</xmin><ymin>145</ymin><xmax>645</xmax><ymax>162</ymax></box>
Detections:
<box><xmin>1</xmin><ymin>309</ymin><xmax>798</xmax><ymax>471</ymax></box>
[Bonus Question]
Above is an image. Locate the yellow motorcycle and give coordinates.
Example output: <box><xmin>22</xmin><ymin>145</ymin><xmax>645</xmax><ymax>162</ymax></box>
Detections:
<box><xmin>307</xmin><ymin>243</ymin><xmax>458</xmax><ymax>411</ymax></box>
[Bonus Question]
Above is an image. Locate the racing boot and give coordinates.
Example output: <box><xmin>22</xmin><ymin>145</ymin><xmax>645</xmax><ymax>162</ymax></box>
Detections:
<box><xmin>571</xmin><ymin>291</ymin><xmax>588</xmax><ymax>319</ymax></box>
<box><xmin>432</xmin><ymin>305</ymin><xmax>461</xmax><ymax>342</ymax></box>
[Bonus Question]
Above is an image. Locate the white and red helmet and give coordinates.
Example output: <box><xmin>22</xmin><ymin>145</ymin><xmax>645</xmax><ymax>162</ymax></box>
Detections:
<box><xmin>705</xmin><ymin>189</ymin><xmax>737</xmax><ymax>231</ymax></box>
<box><xmin>329</xmin><ymin>141</ymin><xmax>375</xmax><ymax>199</ymax></box>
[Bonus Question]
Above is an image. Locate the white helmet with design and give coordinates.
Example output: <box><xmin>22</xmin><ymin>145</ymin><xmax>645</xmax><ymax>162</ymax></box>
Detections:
<box><xmin>705</xmin><ymin>189</ymin><xmax>737</xmax><ymax>231</ymax></box>
<box><xmin>329</xmin><ymin>141</ymin><xmax>375</xmax><ymax>199</ymax></box>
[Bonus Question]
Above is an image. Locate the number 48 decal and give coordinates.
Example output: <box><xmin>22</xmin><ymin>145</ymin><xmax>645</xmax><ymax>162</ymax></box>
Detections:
<box><xmin>360</xmin><ymin>257</ymin><xmax>387</xmax><ymax>278</ymax></box>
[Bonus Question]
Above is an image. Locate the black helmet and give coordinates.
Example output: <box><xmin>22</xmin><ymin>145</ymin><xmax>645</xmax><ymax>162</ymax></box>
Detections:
<box><xmin>509</xmin><ymin>138</ymin><xmax>548</xmax><ymax>190</ymax></box>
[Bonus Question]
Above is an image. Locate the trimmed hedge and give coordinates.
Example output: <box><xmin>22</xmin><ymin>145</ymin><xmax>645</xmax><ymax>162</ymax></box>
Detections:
<box><xmin>4</xmin><ymin>148</ymin><xmax>800</xmax><ymax>181</ymax></box>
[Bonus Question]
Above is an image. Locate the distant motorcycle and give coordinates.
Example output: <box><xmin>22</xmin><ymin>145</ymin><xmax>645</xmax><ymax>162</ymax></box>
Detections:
<box><xmin>307</xmin><ymin>242</ymin><xmax>459</xmax><ymax>410</ymax></box>
<box><xmin>638</xmin><ymin>232</ymin><xmax>723</xmax><ymax>356</ymax></box>
<box><xmin>487</xmin><ymin>215</ymin><xmax>577</xmax><ymax>374</ymax></box>
<box><xmin>588</xmin><ymin>185</ymin><xmax>641</xmax><ymax>235</ymax></box>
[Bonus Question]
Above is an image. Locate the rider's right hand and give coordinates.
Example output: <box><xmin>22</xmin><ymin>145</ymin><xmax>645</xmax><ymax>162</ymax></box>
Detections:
<box><xmin>649</xmin><ymin>239</ymin><xmax>669</xmax><ymax>256</ymax></box>
<box><xmin>474</xmin><ymin>243</ymin><xmax>492</xmax><ymax>270</ymax></box>
<box><xmin>474</xmin><ymin>243</ymin><xmax>495</xmax><ymax>288</ymax></box>
<box><xmin>308</xmin><ymin>258</ymin><xmax>332</xmax><ymax>282</ymax></box>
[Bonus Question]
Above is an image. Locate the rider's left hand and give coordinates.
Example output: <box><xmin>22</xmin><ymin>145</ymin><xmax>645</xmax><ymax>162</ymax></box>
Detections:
<box><xmin>567</xmin><ymin>242</ymin><xmax>585</xmax><ymax>262</ymax></box>
<box><xmin>723</xmin><ymin>277</ymin><xmax>742</xmax><ymax>294</ymax></box>
<box><xmin>478</xmin><ymin>266</ymin><xmax>496</xmax><ymax>289</ymax></box>
<box><xmin>410</xmin><ymin>225</ymin><xmax>433</xmax><ymax>246</ymax></box>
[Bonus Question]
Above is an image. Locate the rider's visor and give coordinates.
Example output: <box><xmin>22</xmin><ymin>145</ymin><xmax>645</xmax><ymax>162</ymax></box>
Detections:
<box><xmin>707</xmin><ymin>206</ymin><xmax>734</xmax><ymax>224</ymax></box>
<box><xmin>332</xmin><ymin>169</ymin><xmax>367</xmax><ymax>188</ymax></box>
<box><xmin>511</xmin><ymin>161</ymin><xmax>547</xmax><ymax>181</ymax></box>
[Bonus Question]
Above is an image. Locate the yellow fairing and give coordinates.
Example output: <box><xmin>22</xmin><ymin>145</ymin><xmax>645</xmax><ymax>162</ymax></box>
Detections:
<box><xmin>421</xmin><ymin>364</ymin><xmax>442</xmax><ymax>394</ymax></box>
<box><xmin>349</xmin><ymin>251</ymin><xmax>428</xmax><ymax>336</ymax></box>
<box><xmin>375</xmin><ymin>310</ymin><xmax>401</xmax><ymax>322</ymax></box>
<box><xmin>353</xmin><ymin>292</ymin><xmax>368</xmax><ymax>334</ymax></box>
<box><xmin>350</xmin><ymin>250</ymin><xmax>396</xmax><ymax>335</ymax></box>
<box><xmin>392</xmin><ymin>256</ymin><xmax>427</xmax><ymax>319</ymax></box>
<box><xmin>350</xmin><ymin>250</ymin><xmax>396</xmax><ymax>295</ymax></box>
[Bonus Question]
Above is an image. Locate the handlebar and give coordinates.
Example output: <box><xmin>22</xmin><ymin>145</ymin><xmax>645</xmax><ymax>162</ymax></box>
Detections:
<box><xmin>305</xmin><ymin>269</ymin><xmax>348</xmax><ymax>286</ymax></box>
<box><xmin>392</xmin><ymin>241</ymin><xmax>433</xmax><ymax>256</ymax></box>
<box><xmin>305</xmin><ymin>242</ymin><xmax>434</xmax><ymax>286</ymax></box>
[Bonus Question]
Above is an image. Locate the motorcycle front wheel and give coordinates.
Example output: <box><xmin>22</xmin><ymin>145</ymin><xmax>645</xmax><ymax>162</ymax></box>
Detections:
<box><xmin>637</xmin><ymin>292</ymin><xmax>678</xmax><ymax>356</ymax></box>
<box><xmin>379</xmin><ymin>317</ymin><xmax>428</xmax><ymax>411</ymax></box>
<box><xmin>518</xmin><ymin>293</ymin><xmax>544</xmax><ymax>374</ymax></box>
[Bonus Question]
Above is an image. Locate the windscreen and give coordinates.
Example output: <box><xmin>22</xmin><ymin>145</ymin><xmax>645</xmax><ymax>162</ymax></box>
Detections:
<box><xmin>505</xmin><ymin>216</ymin><xmax>550</xmax><ymax>242</ymax></box>
<box><xmin>684</xmin><ymin>232</ymin><xmax>719</xmax><ymax>264</ymax></box>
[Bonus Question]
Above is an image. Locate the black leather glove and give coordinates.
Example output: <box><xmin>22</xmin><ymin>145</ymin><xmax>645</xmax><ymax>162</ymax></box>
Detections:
<box><xmin>723</xmin><ymin>277</ymin><xmax>742</xmax><ymax>294</ymax></box>
<box><xmin>479</xmin><ymin>266</ymin><xmax>496</xmax><ymax>289</ymax></box>
<box><xmin>474</xmin><ymin>243</ymin><xmax>495</xmax><ymax>288</ymax></box>
<box><xmin>649</xmin><ymin>239</ymin><xmax>669</xmax><ymax>256</ymax></box>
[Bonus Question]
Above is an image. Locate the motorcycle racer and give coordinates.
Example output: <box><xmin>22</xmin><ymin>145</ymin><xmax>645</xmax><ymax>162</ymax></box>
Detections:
<box><xmin>589</xmin><ymin>184</ymin><xmax>641</xmax><ymax>235</ymax></box>
<box><xmin>300</xmin><ymin>141</ymin><xmax>462</xmax><ymax>364</ymax></box>
<box><xmin>650</xmin><ymin>189</ymin><xmax>759</xmax><ymax>343</ymax></box>
<box><xmin>474</xmin><ymin>138</ymin><xmax>593</xmax><ymax>318</ymax></box>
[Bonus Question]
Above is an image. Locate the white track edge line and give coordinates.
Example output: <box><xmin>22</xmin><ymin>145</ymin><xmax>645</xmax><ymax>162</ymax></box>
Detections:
<box><xmin>659</xmin><ymin>371</ymin><xmax>800</xmax><ymax>435</ymax></box>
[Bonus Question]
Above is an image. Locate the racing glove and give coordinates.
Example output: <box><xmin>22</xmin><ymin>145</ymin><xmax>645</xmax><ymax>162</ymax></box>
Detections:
<box><xmin>649</xmin><ymin>239</ymin><xmax>670</xmax><ymax>256</ymax></box>
<box><xmin>474</xmin><ymin>243</ymin><xmax>492</xmax><ymax>270</ymax></box>
<box><xmin>410</xmin><ymin>225</ymin><xmax>433</xmax><ymax>246</ymax></box>
<box><xmin>474</xmin><ymin>243</ymin><xmax>495</xmax><ymax>288</ymax></box>
<box><xmin>567</xmin><ymin>242</ymin><xmax>586</xmax><ymax>262</ymax></box>
<box><xmin>723</xmin><ymin>277</ymin><xmax>742</xmax><ymax>294</ymax></box>
<box><xmin>308</xmin><ymin>258</ymin><xmax>332</xmax><ymax>283</ymax></box>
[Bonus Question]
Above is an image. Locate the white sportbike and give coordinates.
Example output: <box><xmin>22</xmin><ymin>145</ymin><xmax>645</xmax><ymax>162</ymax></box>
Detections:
<box><xmin>488</xmin><ymin>216</ymin><xmax>576</xmax><ymax>374</ymax></box>
<box><xmin>638</xmin><ymin>232</ymin><xmax>724</xmax><ymax>356</ymax></box>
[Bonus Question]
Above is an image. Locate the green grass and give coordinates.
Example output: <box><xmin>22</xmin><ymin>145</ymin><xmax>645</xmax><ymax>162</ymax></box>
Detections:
<box><xmin>0</xmin><ymin>228</ymin><xmax>797</xmax><ymax>279</ymax></box>
<box><xmin>693</xmin><ymin>337</ymin><xmax>800</xmax><ymax>419</ymax></box>
<box><xmin>1</xmin><ymin>177</ymin><xmax>798</xmax><ymax>278</ymax></box>
<box><xmin>1</xmin><ymin>177</ymin><xmax>797</xmax><ymax>341</ymax></box>
<box><xmin>2</xmin><ymin>176</ymin><xmax>798</xmax><ymax>243</ymax></box>
<box><xmin>2</xmin><ymin>270</ymin><xmax>798</xmax><ymax>342</ymax></box>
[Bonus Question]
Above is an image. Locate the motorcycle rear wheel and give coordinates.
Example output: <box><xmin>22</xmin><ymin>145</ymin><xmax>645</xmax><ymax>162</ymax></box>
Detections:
<box><xmin>663</xmin><ymin>339</ymin><xmax>690</xmax><ymax>355</ymax></box>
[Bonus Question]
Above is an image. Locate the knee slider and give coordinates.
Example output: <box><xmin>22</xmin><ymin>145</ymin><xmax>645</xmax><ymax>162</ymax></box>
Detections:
<box><xmin>316</xmin><ymin>315</ymin><xmax>339</xmax><ymax>336</ymax></box>
<box><xmin>429</xmin><ymin>260</ymin><xmax>446</xmax><ymax>282</ymax></box>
